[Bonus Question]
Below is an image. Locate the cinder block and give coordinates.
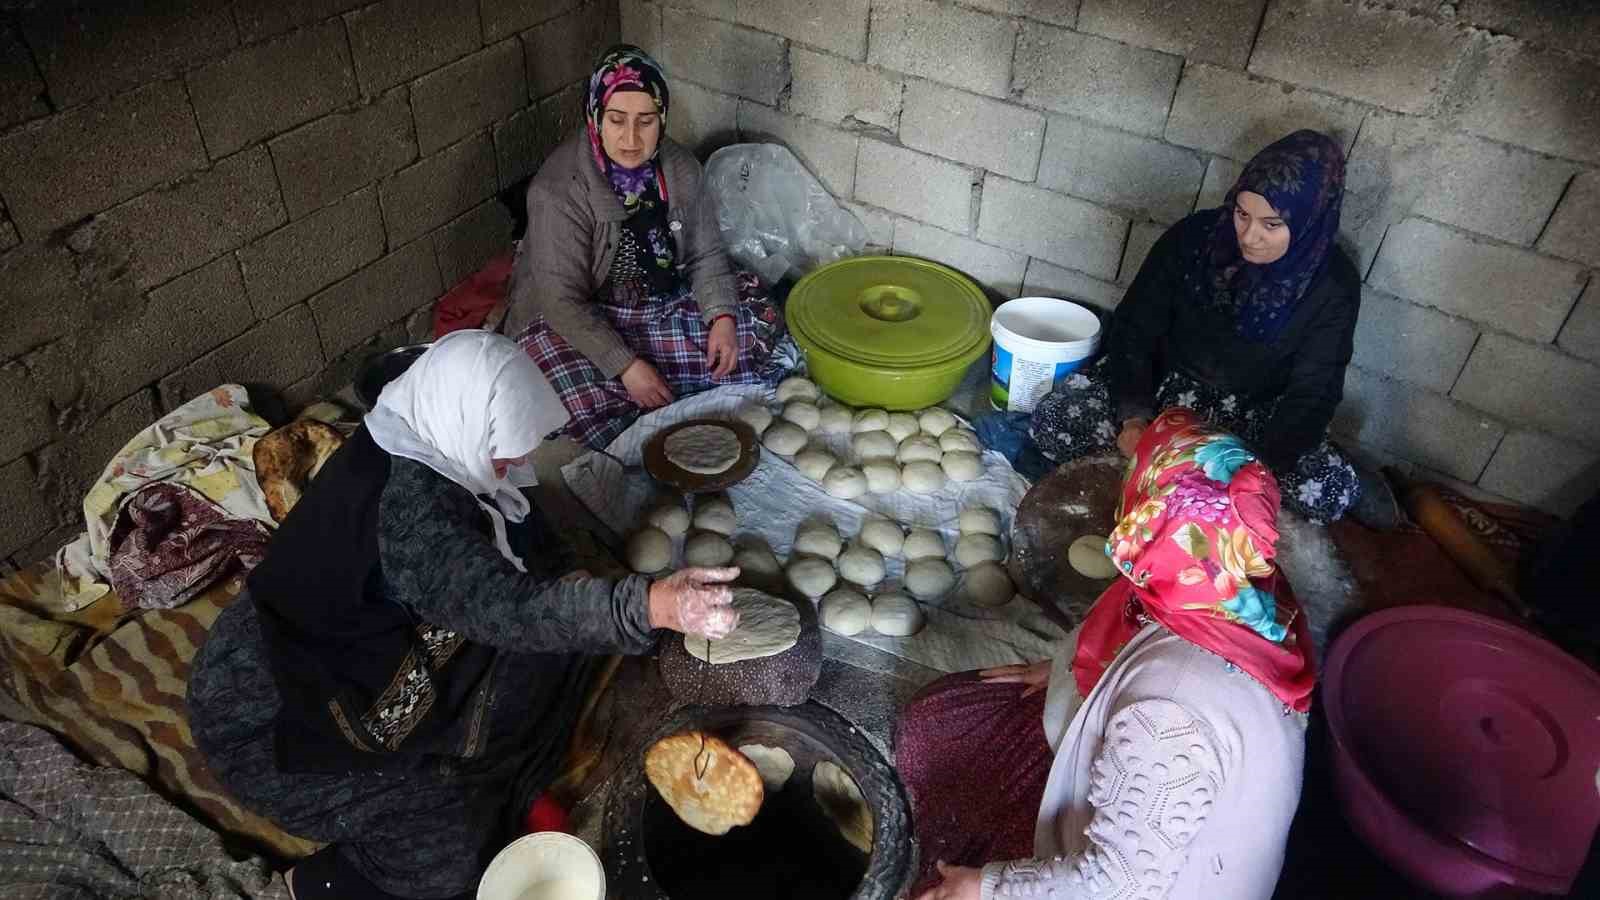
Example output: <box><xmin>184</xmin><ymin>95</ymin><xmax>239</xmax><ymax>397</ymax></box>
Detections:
<box><xmin>0</xmin><ymin>361</ymin><xmax>55</xmax><ymax>463</ymax></box>
<box><xmin>34</xmin><ymin>389</ymin><xmax>162</xmax><ymax>539</ymax></box>
<box><xmin>977</xmin><ymin>175</ymin><xmax>1127</xmax><ymax>280</ymax></box>
<box><xmin>1020</xmin><ymin>258</ymin><xmax>1125</xmax><ymax>310</ymax></box>
<box><xmin>738</xmin><ymin>104</ymin><xmax>860</xmax><ymax>199</ymax></box>
<box><xmin>893</xmin><ymin>219</ymin><xmax>1027</xmax><ymax>298</ymax></box>
<box><xmin>1477</xmin><ymin>430</ymin><xmax>1600</xmax><ymax>516</ymax></box>
<box><xmin>843</xmin><ymin>202</ymin><xmax>896</xmax><ymax>250</ymax></box>
<box><xmin>187</xmin><ymin>22</ymin><xmax>357</xmax><ymax>160</ymax></box>
<box><xmin>158</xmin><ymin>305</ymin><xmax>327</xmax><ymax>412</ymax></box>
<box><xmin>1538</xmin><ymin>170</ymin><xmax>1600</xmax><ymax>267</ymax></box>
<box><xmin>0</xmin><ymin>242</ymin><xmax>130</xmax><ymax>362</ymax></box>
<box><xmin>1452</xmin><ymin>334</ymin><xmax>1600</xmax><ymax>448</ymax></box>
<box><xmin>1457</xmin><ymin>41</ymin><xmax>1600</xmax><ymax>165</ymax></box>
<box><xmin>100</xmin><ymin>257</ymin><xmax>256</xmax><ymax>408</ymax></box>
<box><xmin>787</xmin><ymin>47</ymin><xmax>900</xmax><ymax>131</ymax></box>
<box><xmin>737</xmin><ymin>0</ymin><xmax>870</xmax><ymax>60</ymax></box>
<box><xmin>309</xmin><ymin>241</ymin><xmax>444</xmax><ymax>358</ymax></box>
<box><xmin>620</xmin><ymin>0</ymin><xmax>663</xmax><ymax>51</ymax></box>
<box><xmin>525</xmin><ymin>1</ymin><xmax>616</xmax><ymax>100</ymax></box>
<box><xmin>1014</xmin><ymin>23</ymin><xmax>1183</xmax><ymax>138</ymax></box>
<box><xmin>1558</xmin><ymin>279</ymin><xmax>1599</xmax><ymax>364</ymax></box>
<box><xmin>1412</xmin><ymin>133</ymin><xmax>1577</xmax><ymax>246</ymax></box>
<box><xmin>1195</xmin><ymin>156</ymin><xmax>1244</xmax><ymax>210</ymax></box>
<box><xmin>234</xmin><ymin>0</ymin><xmax>370</xmax><ymax>42</ymax></box>
<box><xmin>1333</xmin><ymin>366</ymin><xmax>1505</xmax><ymax>482</ymax></box>
<box><xmin>667</xmin><ymin>82</ymin><xmax>738</xmax><ymax>158</ymax></box>
<box><xmin>1164</xmin><ymin>63</ymin><xmax>1365</xmax><ymax>163</ymax></box>
<box><xmin>494</xmin><ymin>81</ymin><xmax>584</xmax><ymax>189</ymax></box>
<box><xmin>1455</xmin><ymin>0</ymin><xmax>1600</xmax><ymax>59</ymax></box>
<box><xmin>1350</xmin><ymin>288</ymin><xmax>1478</xmax><ymax>394</ymax></box>
<box><xmin>1</xmin><ymin>211</ymin><xmax>18</xmax><ymax>252</ymax></box>
<box><xmin>1039</xmin><ymin>120</ymin><xmax>1204</xmax><ymax>224</ymax></box>
<box><xmin>0</xmin><ymin>457</ymin><xmax>47</xmax><ymax>559</ymax></box>
<box><xmin>270</xmin><ymin>90</ymin><xmax>418</xmax><ymax>219</ymax></box>
<box><xmin>0</xmin><ymin>81</ymin><xmax>207</xmax><ymax>239</ymax></box>
<box><xmin>482</xmin><ymin>0</ymin><xmax>582</xmax><ymax>42</ymax></box>
<box><xmin>855</xmin><ymin>141</ymin><xmax>973</xmax><ymax>234</ymax></box>
<box><xmin>433</xmin><ymin>199</ymin><xmax>516</xmax><ymax>288</ymax></box>
<box><xmin>93</xmin><ymin>147</ymin><xmax>286</xmax><ymax>291</ymax></box>
<box><xmin>410</xmin><ymin>41</ymin><xmax>526</xmax><ymax>156</ymax></box>
<box><xmin>1340</xmin><ymin>111</ymin><xmax>1440</xmax><ymax>275</ymax></box>
<box><xmin>1077</xmin><ymin>0</ymin><xmax>1263</xmax><ymax>68</ymax></box>
<box><xmin>676</xmin><ymin>0</ymin><xmax>734</xmax><ymax>19</ymax></box>
<box><xmin>660</xmin><ymin>11</ymin><xmax>786</xmax><ymax>105</ymax></box>
<box><xmin>238</xmin><ymin>188</ymin><xmax>386</xmax><ymax>319</ymax></box>
<box><xmin>1118</xmin><ymin>221</ymin><xmax>1165</xmax><ymax>284</ymax></box>
<box><xmin>1368</xmin><ymin>218</ymin><xmax>1585</xmax><ymax>343</ymax></box>
<box><xmin>19</xmin><ymin>1</ymin><xmax>236</xmax><ymax>108</ymax></box>
<box><xmin>0</xmin><ymin>27</ymin><xmax>48</xmax><ymax>130</ymax></box>
<box><xmin>901</xmin><ymin>82</ymin><xmax>1044</xmax><ymax>181</ymax></box>
<box><xmin>868</xmin><ymin>0</ymin><xmax>1015</xmax><ymax>98</ymax></box>
<box><xmin>960</xmin><ymin>0</ymin><xmax>1078</xmax><ymax>27</ymax></box>
<box><xmin>345</xmin><ymin>0</ymin><xmax>481</xmax><ymax>95</ymax></box>
<box><xmin>379</xmin><ymin>135</ymin><xmax>499</xmax><ymax>246</ymax></box>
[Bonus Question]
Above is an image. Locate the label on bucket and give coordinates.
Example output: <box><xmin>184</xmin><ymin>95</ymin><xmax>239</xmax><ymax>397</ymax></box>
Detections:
<box><xmin>991</xmin><ymin>345</ymin><xmax>1085</xmax><ymax>413</ymax></box>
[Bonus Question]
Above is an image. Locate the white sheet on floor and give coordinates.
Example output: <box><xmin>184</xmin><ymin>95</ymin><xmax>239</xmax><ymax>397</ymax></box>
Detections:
<box><xmin>562</xmin><ymin>385</ymin><xmax>1067</xmax><ymax>673</ymax></box>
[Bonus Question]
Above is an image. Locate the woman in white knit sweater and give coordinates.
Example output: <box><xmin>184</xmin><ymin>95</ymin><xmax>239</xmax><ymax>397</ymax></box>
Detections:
<box><xmin>897</xmin><ymin>408</ymin><xmax>1317</xmax><ymax>900</ymax></box>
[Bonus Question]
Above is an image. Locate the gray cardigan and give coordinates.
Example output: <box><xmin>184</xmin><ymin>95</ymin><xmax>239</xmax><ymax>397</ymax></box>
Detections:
<box><xmin>504</xmin><ymin>128</ymin><xmax>737</xmax><ymax>378</ymax></box>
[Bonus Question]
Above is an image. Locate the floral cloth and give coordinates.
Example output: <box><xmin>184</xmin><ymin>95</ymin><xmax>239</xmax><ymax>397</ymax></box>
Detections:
<box><xmin>107</xmin><ymin>483</ymin><xmax>271</xmax><ymax>611</ymax></box>
<box><xmin>1072</xmin><ymin>408</ymin><xmax>1317</xmax><ymax>712</ymax></box>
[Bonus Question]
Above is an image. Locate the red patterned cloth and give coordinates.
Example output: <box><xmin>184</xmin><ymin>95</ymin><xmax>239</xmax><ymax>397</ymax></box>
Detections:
<box><xmin>107</xmin><ymin>483</ymin><xmax>271</xmax><ymax>611</ymax></box>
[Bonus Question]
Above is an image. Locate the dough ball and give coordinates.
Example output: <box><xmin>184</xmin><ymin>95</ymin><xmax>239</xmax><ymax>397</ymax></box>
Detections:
<box><xmin>818</xmin><ymin>589</ymin><xmax>872</xmax><ymax>636</ymax></box>
<box><xmin>870</xmin><ymin>592</ymin><xmax>926</xmax><ymax>637</ymax></box>
<box><xmin>862</xmin><ymin>461</ymin><xmax>901</xmax><ymax>494</ymax></box>
<box><xmin>782</xmin><ymin>400</ymin><xmax>821</xmax><ymax>432</ymax></box>
<box><xmin>813</xmin><ymin>761</ymin><xmax>873</xmax><ymax>854</ymax></box>
<box><xmin>918</xmin><ymin>407</ymin><xmax>958</xmax><ymax>436</ymax></box>
<box><xmin>692</xmin><ymin>493</ymin><xmax>736</xmax><ymax>535</ymax></box>
<box><xmin>685</xmin><ymin>531</ymin><xmax>735</xmax><ymax>567</ymax></box>
<box><xmin>850</xmin><ymin>408</ymin><xmax>889</xmax><ymax>433</ymax></box>
<box><xmin>823</xmin><ymin>466</ymin><xmax>868</xmax><ymax>500</ymax></box>
<box><xmin>897</xmin><ymin>434</ymin><xmax>943</xmax><ymax>464</ymax></box>
<box><xmin>902</xmin><ymin>528</ymin><xmax>945</xmax><ymax>561</ymax></box>
<box><xmin>955</xmin><ymin>533</ymin><xmax>1005</xmax><ymax>567</ymax></box>
<box><xmin>734</xmin><ymin>403</ymin><xmax>773</xmax><ymax>435</ymax></box>
<box><xmin>734</xmin><ymin>539</ymin><xmax>783</xmax><ymax>579</ymax></box>
<box><xmin>901</xmin><ymin>460</ymin><xmax>947</xmax><ymax>494</ymax></box>
<box><xmin>939</xmin><ymin>428</ymin><xmax>981</xmax><ymax>454</ymax></box>
<box><xmin>738</xmin><ymin>744</ymin><xmax>796</xmax><ymax>792</ymax></box>
<box><xmin>793</xmin><ymin>521</ymin><xmax>843</xmax><ymax>559</ymax></box>
<box><xmin>959</xmin><ymin>507</ymin><xmax>1001</xmax><ymax>537</ymax></box>
<box><xmin>836</xmin><ymin>543</ymin><xmax>886</xmax><ymax>587</ymax></box>
<box><xmin>794</xmin><ymin>447</ymin><xmax>837</xmax><ymax>482</ymax></box>
<box><xmin>776</xmin><ymin>376</ymin><xmax>820</xmax><ymax>404</ymax></box>
<box><xmin>905</xmin><ymin>558</ymin><xmax>956</xmax><ymax>599</ymax></box>
<box><xmin>852</xmin><ymin>430</ymin><xmax>898</xmax><ymax>461</ymax></box>
<box><xmin>627</xmin><ymin>527</ymin><xmax>673</xmax><ymax>573</ymax></box>
<box><xmin>762</xmin><ymin>421</ymin><xmax>807</xmax><ymax>455</ymax></box>
<box><xmin>786</xmin><ymin>555</ymin><xmax>838</xmax><ymax>598</ymax></box>
<box><xmin>647</xmin><ymin>502</ymin><xmax>690</xmax><ymax>537</ymax></box>
<box><xmin>1069</xmin><ymin>534</ymin><xmax>1119</xmax><ymax>579</ymax></box>
<box><xmin>885</xmin><ymin>412</ymin><xmax>920</xmax><ymax>442</ymax></box>
<box><xmin>858</xmin><ymin>517</ymin><xmax>905</xmax><ymax>557</ymax></box>
<box><xmin>941</xmin><ymin>450</ymin><xmax>983</xmax><ymax>483</ymax></box>
<box><xmin>960</xmin><ymin>561</ymin><xmax>1015</xmax><ymax>608</ymax></box>
<box><xmin>818</xmin><ymin>404</ymin><xmax>854</xmax><ymax>434</ymax></box>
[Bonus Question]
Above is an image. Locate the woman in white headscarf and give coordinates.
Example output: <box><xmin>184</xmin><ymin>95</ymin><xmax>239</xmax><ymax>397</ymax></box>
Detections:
<box><xmin>188</xmin><ymin>331</ymin><xmax>738</xmax><ymax>900</ymax></box>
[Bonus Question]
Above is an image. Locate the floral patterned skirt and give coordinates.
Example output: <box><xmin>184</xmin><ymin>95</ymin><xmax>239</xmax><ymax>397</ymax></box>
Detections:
<box><xmin>1028</xmin><ymin>357</ymin><xmax>1360</xmax><ymax>523</ymax></box>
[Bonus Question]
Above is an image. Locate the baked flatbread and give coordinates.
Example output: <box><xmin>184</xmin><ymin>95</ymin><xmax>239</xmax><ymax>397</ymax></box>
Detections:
<box><xmin>813</xmin><ymin>761</ymin><xmax>873</xmax><ymax>853</ymax></box>
<box><xmin>645</xmin><ymin>732</ymin><xmax>764</xmax><ymax>835</ymax></box>
<box><xmin>253</xmin><ymin>419</ymin><xmax>345</xmax><ymax>523</ymax></box>
<box><xmin>684</xmin><ymin>588</ymin><xmax>800</xmax><ymax>664</ymax></box>
<box><xmin>664</xmin><ymin>424</ymin><xmax>741</xmax><ymax>475</ymax></box>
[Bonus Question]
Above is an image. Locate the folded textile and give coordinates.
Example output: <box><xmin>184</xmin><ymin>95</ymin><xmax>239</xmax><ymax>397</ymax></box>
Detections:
<box><xmin>108</xmin><ymin>483</ymin><xmax>272</xmax><ymax>611</ymax></box>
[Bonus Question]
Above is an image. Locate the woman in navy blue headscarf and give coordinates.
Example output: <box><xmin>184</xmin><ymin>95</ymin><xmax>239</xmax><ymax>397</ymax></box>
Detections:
<box><xmin>1030</xmin><ymin>130</ymin><xmax>1392</xmax><ymax>526</ymax></box>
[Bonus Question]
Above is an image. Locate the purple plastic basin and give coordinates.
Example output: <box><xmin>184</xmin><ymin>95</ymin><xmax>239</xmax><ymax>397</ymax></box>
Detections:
<box><xmin>1323</xmin><ymin>606</ymin><xmax>1600</xmax><ymax>898</ymax></box>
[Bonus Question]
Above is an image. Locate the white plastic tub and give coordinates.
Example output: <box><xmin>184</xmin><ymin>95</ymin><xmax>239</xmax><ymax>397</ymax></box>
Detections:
<box><xmin>989</xmin><ymin>297</ymin><xmax>1102</xmax><ymax>413</ymax></box>
<box><xmin>477</xmin><ymin>832</ymin><xmax>605</xmax><ymax>900</ymax></box>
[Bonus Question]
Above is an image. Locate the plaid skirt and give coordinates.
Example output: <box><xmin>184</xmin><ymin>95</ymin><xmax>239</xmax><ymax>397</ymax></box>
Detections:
<box><xmin>519</xmin><ymin>272</ymin><xmax>783</xmax><ymax>448</ymax></box>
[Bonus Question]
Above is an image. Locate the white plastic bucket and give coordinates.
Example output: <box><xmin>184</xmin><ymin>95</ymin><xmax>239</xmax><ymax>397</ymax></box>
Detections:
<box><xmin>477</xmin><ymin>832</ymin><xmax>605</xmax><ymax>900</ymax></box>
<box><xmin>989</xmin><ymin>297</ymin><xmax>1101</xmax><ymax>413</ymax></box>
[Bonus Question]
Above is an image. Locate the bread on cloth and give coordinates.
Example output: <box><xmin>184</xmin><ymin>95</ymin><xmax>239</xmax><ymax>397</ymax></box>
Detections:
<box><xmin>253</xmin><ymin>419</ymin><xmax>345</xmax><ymax>523</ymax></box>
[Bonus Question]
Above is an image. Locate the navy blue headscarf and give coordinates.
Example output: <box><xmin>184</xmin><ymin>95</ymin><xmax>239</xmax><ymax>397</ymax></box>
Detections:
<box><xmin>1196</xmin><ymin>130</ymin><xmax>1345</xmax><ymax>342</ymax></box>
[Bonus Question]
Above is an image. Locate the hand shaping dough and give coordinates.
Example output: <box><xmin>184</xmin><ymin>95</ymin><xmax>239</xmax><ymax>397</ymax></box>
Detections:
<box><xmin>960</xmin><ymin>561</ymin><xmax>1015</xmax><ymax>608</ymax></box>
<box><xmin>885</xmin><ymin>412</ymin><xmax>920</xmax><ymax>443</ymax></box>
<box><xmin>647</xmin><ymin>503</ymin><xmax>690</xmax><ymax>537</ymax></box>
<box><xmin>954</xmin><ymin>533</ymin><xmax>1004</xmax><ymax>567</ymax></box>
<box><xmin>902</xmin><ymin>528</ymin><xmax>945</xmax><ymax>561</ymax></box>
<box><xmin>939</xmin><ymin>428</ymin><xmax>981</xmax><ymax>454</ymax></box>
<box><xmin>685</xmin><ymin>587</ymin><xmax>800</xmax><ymax>662</ymax></box>
<box><xmin>918</xmin><ymin>407</ymin><xmax>958</xmax><ymax>437</ymax></box>
<box><xmin>817</xmin><ymin>404</ymin><xmax>854</xmax><ymax>434</ymax></box>
<box><xmin>905</xmin><ymin>558</ymin><xmax>956</xmax><ymax>599</ymax></box>
<box><xmin>852</xmin><ymin>430</ymin><xmax>898</xmax><ymax>461</ymax></box>
<box><xmin>692</xmin><ymin>493</ymin><xmax>736</xmax><ymax>535</ymax></box>
<box><xmin>734</xmin><ymin>403</ymin><xmax>773</xmax><ymax>435</ymax></box>
<box><xmin>762</xmin><ymin>422</ymin><xmax>807</xmax><ymax>456</ymax></box>
<box><xmin>627</xmin><ymin>527</ymin><xmax>673</xmax><ymax>573</ymax></box>
<box><xmin>793</xmin><ymin>521</ymin><xmax>843</xmax><ymax>559</ymax></box>
<box><xmin>836</xmin><ymin>543</ymin><xmax>886</xmax><ymax>587</ymax></box>
<box><xmin>782</xmin><ymin>400</ymin><xmax>821</xmax><ymax>432</ymax></box>
<box><xmin>794</xmin><ymin>448</ymin><xmax>837</xmax><ymax>482</ymax></box>
<box><xmin>862</xmin><ymin>461</ymin><xmax>901</xmax><ymax>494</ymax></box>
<box><xmin>665</xmin><ymin>424</ymin><xmax>742</xmax><ymax>475</ymax></box>
<box><xmin>850</xmin><ymin>408</ymin><xmax>889</xmax><ymax>433</ymax></box>
<box><xmin>812</xmin><ymin>761</ymin><xmax>873</xmax><ymax>853</ymax></box>
<box><xmin>645</xmin><ymin>732</ymin><xmax>763</xmax><ymax>836</ymax></box>
<box><xmin>941</xmin><ymin>451</ymin><xmax>983</xmax><ymax>483</ymax></box>
<box><xmin>1069</xmin><ymin>534</ymin><xmax>1119</xmax><ymax>579</ymax></box>
<box><xmin>776</xmin><ymin>376</ymin><xmax>820</xmax><ymax>404</ymax></box>
<box><xmin>786</xmin><ymin>556</ymin><xmax>838</xmax><ymax>598</ymax></box>
<box><xmin>897</xmin><ymin>434</ymin><xmax>943</xmax><ymax>464</ymax></box>
<box><xmin>737</xmin><ymin>744</ymin><xmax>796</xmax><ymax>792</ymax></box>
<box><xmin>870</xmin><ymin>592</ymin><xmax>925</xmax><ymax>637</ymax></box>
<box><xmin>823</xmin><ymin>466</ymin><xmax>868</xmax><ymax>500</ymax></box>
<box><xmin>818</xmin><ymin>589</ymin><xmax>872</xmax><ymax>636</ymax></box>
<box><xmin>858</xmin><ymin>517</ymin><xmax>905</xmax><ymax>557</ymax></box>
<box><xmin>685</xmin><ymin>531</ymin><xmax>735</xmax><ymax>567</ymax></box>
<box><xmin>958</xmin><ymin>507</ymin><xmax>1001</xmax><ymax>537</ymax></box>
<box><xmin>901</xmin><ymin>460</ymin><xmax>947</xmax><ymax>494</ymax></box>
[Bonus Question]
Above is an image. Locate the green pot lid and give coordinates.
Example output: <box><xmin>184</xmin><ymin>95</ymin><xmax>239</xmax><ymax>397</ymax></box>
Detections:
<box><xmin>787</xmin><ymin>256</ymin><xmax>992</xmax><ymax>368</ymax></box>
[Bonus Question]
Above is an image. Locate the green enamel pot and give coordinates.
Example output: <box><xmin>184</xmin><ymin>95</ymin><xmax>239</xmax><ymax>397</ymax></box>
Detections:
<box><xmin>786</xmin><ymin>256</ymin><xmax>992</xmax><ymax>410</ymax></box>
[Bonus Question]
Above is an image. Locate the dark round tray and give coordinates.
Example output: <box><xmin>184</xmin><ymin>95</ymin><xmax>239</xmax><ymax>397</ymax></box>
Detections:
<box><xmin>642</xmin><ymin>417</ymin><xmax>761</xmax><ymax>494</ymax></box>
<box><xmin>1009</xmin><ymin>454</ymin><xmax>1126</xmax><ymax>628</ymax></box>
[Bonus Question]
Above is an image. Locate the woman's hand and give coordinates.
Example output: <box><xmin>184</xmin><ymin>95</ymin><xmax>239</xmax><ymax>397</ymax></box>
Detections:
<box><xmin>621</xmin><ymin>358</ymin><xmax>675</xmax><ymax>408</ymax></box>
<box><xmin>647</xmin><ymin>567</ymin><xmax>741</xmax><ymax>638</ymax></box>
<box><xmin>913</xmin><ymin>861</ymin><xmax>982</xmax><ymax>900</ymax></box>
<box><xmin>978</xmin><ymin>660</ymin><xmax>1051</xmax><ymax>697</ymax></box>
<box><xmin>1116</xmin><ymin>417</ymin><xmax>1150</xmax><ymax>458</ymax></box>
<box><xmin>705</xmin><ymin>316</ymin><xmax>738</xmax><ymax>378</ymax></box>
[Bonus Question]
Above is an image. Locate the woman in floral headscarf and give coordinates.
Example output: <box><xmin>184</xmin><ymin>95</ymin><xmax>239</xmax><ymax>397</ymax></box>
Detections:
<box><xmin>897</xmin><ymin>409</ymin><xmax>1315</xmax><ymax>900</ymax></box>
<box><xmin>1030</xmin><ymin>130</ymin><xmax>1395</xmax><ymax>526</ymax></box>
<box><xmin>504</xmin><ymin>45</ymin><xmax>785</xmax><ymax>448</ymax></box>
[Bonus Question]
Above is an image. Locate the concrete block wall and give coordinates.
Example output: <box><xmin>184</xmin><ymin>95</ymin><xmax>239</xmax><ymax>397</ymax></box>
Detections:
<box><xmin>0</xmin><ymin>0</ymin><xmax>620</xmax><ymax>567</ymax></box>
<box><xmin>629</xmin><ymin>0</ymin><xmax>1600</xmax><ymax>516</ymax></box>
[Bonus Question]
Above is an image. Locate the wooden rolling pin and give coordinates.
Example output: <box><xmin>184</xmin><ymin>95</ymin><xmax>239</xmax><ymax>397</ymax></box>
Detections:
<box><xmin>1393</xmin><ymin>471</ymin><xmax>1527</xmax><ymax>616</ymax></box>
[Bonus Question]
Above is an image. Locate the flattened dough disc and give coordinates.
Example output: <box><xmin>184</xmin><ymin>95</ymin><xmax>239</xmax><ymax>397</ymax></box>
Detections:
<box><xmin>644</xmin><ymin>417</ymin><xmax>760</xmax><ymax>493</ymax></box>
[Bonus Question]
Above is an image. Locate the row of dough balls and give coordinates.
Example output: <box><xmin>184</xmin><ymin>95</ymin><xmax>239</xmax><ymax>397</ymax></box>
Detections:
<box><xmin>819</xmin><ymin>588</ymin><xmax>924</xmax><ymax>637</ymax></box>
<box><xmin>627</xmin><ymin>493</ymin><xmax>742</xmax><ymax>573</ymax></box>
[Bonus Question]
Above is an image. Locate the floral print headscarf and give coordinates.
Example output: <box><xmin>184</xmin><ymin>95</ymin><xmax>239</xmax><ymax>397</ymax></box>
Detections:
<box><xmin>1072</xmin><ymin>408</ymin><xmax>1317</xmax><ymax>712</ymax></box>
<box><xmin>1196</xmin><ymin>129</ymin><xmax>1345</xmax><ymax>343</ymax></box>
<box><xmin>586</xmin><ymin>44</ymin><xmax>670</xmax><ymax>212</ymax></box>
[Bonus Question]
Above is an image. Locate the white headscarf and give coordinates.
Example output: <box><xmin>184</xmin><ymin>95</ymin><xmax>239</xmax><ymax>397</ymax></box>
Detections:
<box><xmin>364</xmin><ymin>330</ymin><xmax>571</xmax><ymax>571</ymax></box>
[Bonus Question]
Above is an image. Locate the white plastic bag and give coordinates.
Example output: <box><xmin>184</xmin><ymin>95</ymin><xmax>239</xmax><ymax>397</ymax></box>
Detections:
<box><xmin>704</xmin><ymin>143</ymin><xmax>867</xmax><ymax>284</ymax></box>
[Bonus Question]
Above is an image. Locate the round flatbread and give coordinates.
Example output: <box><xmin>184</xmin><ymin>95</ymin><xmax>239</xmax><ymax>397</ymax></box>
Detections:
<box><xmin>685</xmin><ymin>588</ymin><xmax>802</xmax><ymax>663</ymax></box>
<box><xmin>1069</xmin><ymin>534</ymin><xmax>1119</xmax><ymax>579</ymax></box>
<box><xmin>738</xmin><ymin>743</ymin><xmax>797</xmax><ymax>792</ymax></box>
<box><xmin>645</xmin><ymin>731</ymin><xmax>764</xmax><ymax>836</ymax></box>
<box><xmin>664</xmin><ymin>424</ymin><xmax>742</xmax><ymax>475</ymax></box>
<box><xmin>813</xmin><ymin>761</ymin><xmax>873</xmax><ymax>853</ymax></box>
